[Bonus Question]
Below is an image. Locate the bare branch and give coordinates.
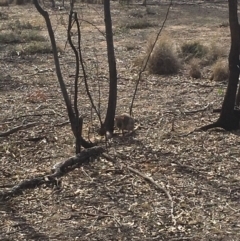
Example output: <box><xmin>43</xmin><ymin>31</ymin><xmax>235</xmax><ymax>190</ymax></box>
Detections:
<box><xmin>127</xmin><ymin>166</ymin><xmax>175</xmax><ymax>225</ymax></box>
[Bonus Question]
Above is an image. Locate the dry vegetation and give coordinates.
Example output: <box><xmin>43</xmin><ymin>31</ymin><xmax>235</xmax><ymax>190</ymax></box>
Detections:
<box><xmin>210</xmin><ymin>59</ymin><xmax>229</xmax><ymax>82</ymax></box>
<box><xmin>1</xmin><ymin>1</ymin><xmax>240</xmax><ymax>241</ymax></box>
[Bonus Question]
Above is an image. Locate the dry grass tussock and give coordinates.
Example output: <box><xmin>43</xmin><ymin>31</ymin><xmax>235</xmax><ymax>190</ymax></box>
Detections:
<box><xmin>181</xmin><ymin>41</ymin><xmax>207</xmax><ymax>61</ymax></box>
<box><xmin>121</xmin><ymin>18</ymin><xmax>157</xmax><ymax>30</ymax></box>
<box><xmin>210</xmin><ymin>59</ymin><xmax>229</xmax><ymax>82</ymax></box>
<box><xmin>202</xmin><ymin>42</ymin><xmax>226</xmax><ymax>66</ymax></box>
<box><xmin>145</xmin><ymin>35</ymin><xmax>181</xmax><ymax>75</ymax></box>
<box><xmin>181</xmin><ymin>40</ymin><xmax>225</xmax><ymax>66</ymax></box>
<box><xmin>189</xmin><ymin>58</ymin><xmax>201</xmax><ymax>79</ymax></box>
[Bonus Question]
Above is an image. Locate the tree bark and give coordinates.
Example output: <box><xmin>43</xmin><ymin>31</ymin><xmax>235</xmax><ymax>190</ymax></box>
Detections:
<box><xmin>103</xmin><ymin>0</ymin><xmax>118</xmax><ymax>134</ymax></box>
<box><xmin>201</xmin><ymin>0</ymin><xmax>240</xmax><ymax>131</ymax></box>
<box><xmin>33</xmin><ymin>0</ymin><xmax>92</xmax><ymax>149</ymax></box>
<box><xmin>217</xmin><ymin>0</ymin><xmax>240</xmax><ymax>130</ymax></box>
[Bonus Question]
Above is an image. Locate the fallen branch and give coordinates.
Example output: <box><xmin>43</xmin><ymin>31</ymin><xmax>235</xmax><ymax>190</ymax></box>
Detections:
<box><xmin>127</xmin><ymin>166</ymin><xmax>175</xmax><ymax>225</ymax></box>
<box><xmin>0</xmin><ymin>146</ymin><xmax>104</xmax><ymax>200</ymax></box>
<box><xmin>0</xmin><ymin>122</ymin><xmax>37</xmax><ymax>137</ymax></box>
<box><xmin>182</xmin><ymin>104</ymin><xmax>210</xmax><ymax>115</ymax></box>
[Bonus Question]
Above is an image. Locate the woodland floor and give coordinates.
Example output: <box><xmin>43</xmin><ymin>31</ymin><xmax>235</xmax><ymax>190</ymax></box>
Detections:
<box><xmin>0</xmin><ymin>1</ymin><xmax>240</xmax><ymax>240</ymax></box>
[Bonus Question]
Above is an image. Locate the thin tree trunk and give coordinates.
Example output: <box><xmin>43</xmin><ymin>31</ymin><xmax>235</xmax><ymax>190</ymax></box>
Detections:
<box><xmin>234</xmin><ymin>26</ymin><xmax>240</xmax><ymax>106</ymax></box>
<box><xmin>218</xmin><ymin>0</ymin><xmax>240</xmax><ymax>130</ymax></box>
<box><xmin>103</xmin><ymin>0</ymin><xmax>117</xmax><ymax>134</ymax></box>
<box><xmin>201</xmin><ymin>0</ymin><xmax>240</xmax><ymax>131</ymax></box>
<box><xmin>33</xmin><ymin>0</ymin><xmax>93</xmax><ymax>149</ymax></box>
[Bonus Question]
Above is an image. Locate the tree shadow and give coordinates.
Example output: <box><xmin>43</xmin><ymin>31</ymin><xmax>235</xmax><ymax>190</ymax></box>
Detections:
<box><xmin>0</xmin><ymin>201</ymin><xmax>50</xmax><ymax>240</ymax></box>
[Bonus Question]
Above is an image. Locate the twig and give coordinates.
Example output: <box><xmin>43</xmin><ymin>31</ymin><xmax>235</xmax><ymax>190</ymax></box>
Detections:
<box><xmin>0</xmin><ymin>122</ymin><xmax>37</xmax><ymax>137</ymax></box>
<box><xmin>169</xmin><ymin>237</ymin><xmax>194</xmax><ymax>241</ymax></box>
<box><xmin>129</xmin><ymin>0</ymin><xmax>173</xmax><ymax>116</ymax></box>
<box><xmin>54</xmin><ymin>120</ymin><xmax>70</xmax><ymax>127</ymax></box>
<box><xmin>24</xmin><ymin>136</ymin><xmax>47</xmax><ymax>142</ymax></box>
<box><xmin>127</xmin><ymin>166</ymin><xmax>175</xmax><ymax>225</ymax></box>
<box><xmin>182</xmin><ymin>104</ymin><xmax>210</xmax><ymax>114</ymax></box>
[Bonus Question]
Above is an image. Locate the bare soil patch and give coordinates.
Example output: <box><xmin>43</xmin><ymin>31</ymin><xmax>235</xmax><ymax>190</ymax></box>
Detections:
<box><xmin>0</xmin><ymin>1</ymin><xmax>240</xmax><ymax>240</ymax></box>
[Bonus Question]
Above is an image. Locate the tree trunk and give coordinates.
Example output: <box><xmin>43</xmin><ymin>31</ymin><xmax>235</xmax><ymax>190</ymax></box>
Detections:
<box><xmin>201</xmin><ymin>0</ymin><xmax>240</xmax><ymax>131</ymax></box>
<box><xmin>33</xmin><ymin>0</ymin><xmax>93</xmax><ymax>150</ymax></box>
<box><xmin>103</xmin><ymin>0</ymin><xmax>117</xmax><ymax>134</ymax></box>
<box><xmin>217</xmin><ymin>0</ymin><xmax>240</xmax><ymax>130</ymax></box>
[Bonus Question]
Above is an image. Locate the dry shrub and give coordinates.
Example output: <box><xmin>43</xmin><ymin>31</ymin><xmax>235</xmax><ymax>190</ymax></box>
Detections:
<box><xmin>181</xmin><ymin>41</ymin><xmax>226</xmax><ymax>67</ymax></box>
<box><xmin>0</xmin><ymin>30</ymin><xmax>46</xmax><ymax>44</ymax></box>
<box><xmin>122</xmin><ymin>18</ymin><xmax>157</xmax><ymax>29</ymax></box>
<box><xmin>210</xmin><ymin>60</ymin><xmax>229</xmax><ymax>82</ymax></box>
<box><xmin>23</xmin><ymin>42</ymin><xmax>62</xmax><ymax>55</ymax></box>
<box><xmin>203</xmin><ymin>42</ymin><xmax>226</xmax><ymax>66</ymax></box>
<box><xmin>181</xmin><ymin>41</ymin><xmax>207</xmax><ymax>61</ymax></box>
<box><xmin>146</xmin><ymin>35</ymin><xmax>181</xmax><ymax>75</ymax></box>
<box><xmin>9</xmin><ymin>20</ymin><xmax>41</xmax><ymax>31</ymax></box>
<box><xmin>146</xmin><ymin>6</ymin><xmax>157</xmax><ymax>15</ymax></box>
<box><xmin>128</xmin><ymin>10</ymin><xmax>145</xmax><ymax>18</ymax></box>
<box><xmin>189</xmin><ymin>59</ymin><xmax>201</xmax><ymax>79</ymax></box>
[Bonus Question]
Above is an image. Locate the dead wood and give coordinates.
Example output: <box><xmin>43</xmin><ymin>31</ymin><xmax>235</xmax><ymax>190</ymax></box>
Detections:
<box><xmin>0</xmin><ymin>146</ymin><xmax>104</xmax><ymax>200</ymax></box>
<box><xmin>183</xmin><ymin>104</ymin><xmax>210</xmax><ymax>114</ymax></box>
<box><xmin>0</xmin><ymin>122</ymin><xmax>37</xmax><ymax>137</ymax></box>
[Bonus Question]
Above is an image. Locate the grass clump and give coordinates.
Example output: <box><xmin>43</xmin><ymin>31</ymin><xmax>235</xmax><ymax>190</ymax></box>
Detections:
<box><xmin>123</xmin><ymin>18</ymin><xmax>157</xmax><ymax>29</ymax></box>
<box><xmin>9</xmin><ymin>20</ymin><xmax>41</xmax><ymax>31</ymax></box>
<box><xmin>9</xmin><ymin>42</ymin><xmax>62</xmax><ymax>56</ymax></box>
<box><xmin>125</xmin><ymin>43</ymin><xmax>137</xmax><ymax>51</ymax></box>
<box><xmin>203</xmin><ymin>42</ymin><xmax>226</xmax><ymax>66</ymax></box>
<box><xmin>23</xmin><ymin>42</ymin><xmax>54</xmax><ymax>55</ymax></box>
<box><xmin>128</xmin><ymin>10</ymin><xmax>145</xmax><ymax>18</ymax></box>
<box><xmin>146</xmin><ymin>6</ymin><xmax>157</xmax><ymax>15</ymax></box>
<box><xmin>0</xmin><ymin>31</ymin><xmax>46</xmax><ymax>44</ymax></box>
<box><xmin>189</xmin><ymin>59</ymin><xmax>201</xmax><ymax>79</ymax></box>
<box><xmin>145</xmin><ymin>35</ymin><xmax>181</xmax><ymax>75</ymax></box>
<box><xmin>210</xmin><ymin>60</ymin><xmax>229</xmax><ymax>82</ymax></box>
<box><xmin>181</xmin><ymin>41</ymin><xmax>207</xmax><ymax>60</ymax></box>
<box><xmin>21</xmin><ymin>31</ymin><xmax>46</xmax><ymax>42</ymax></box>
<box><xmin>0</xmin><ymin>32</ymin><xmax>21</xmax><ymax>44</ymax></box>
